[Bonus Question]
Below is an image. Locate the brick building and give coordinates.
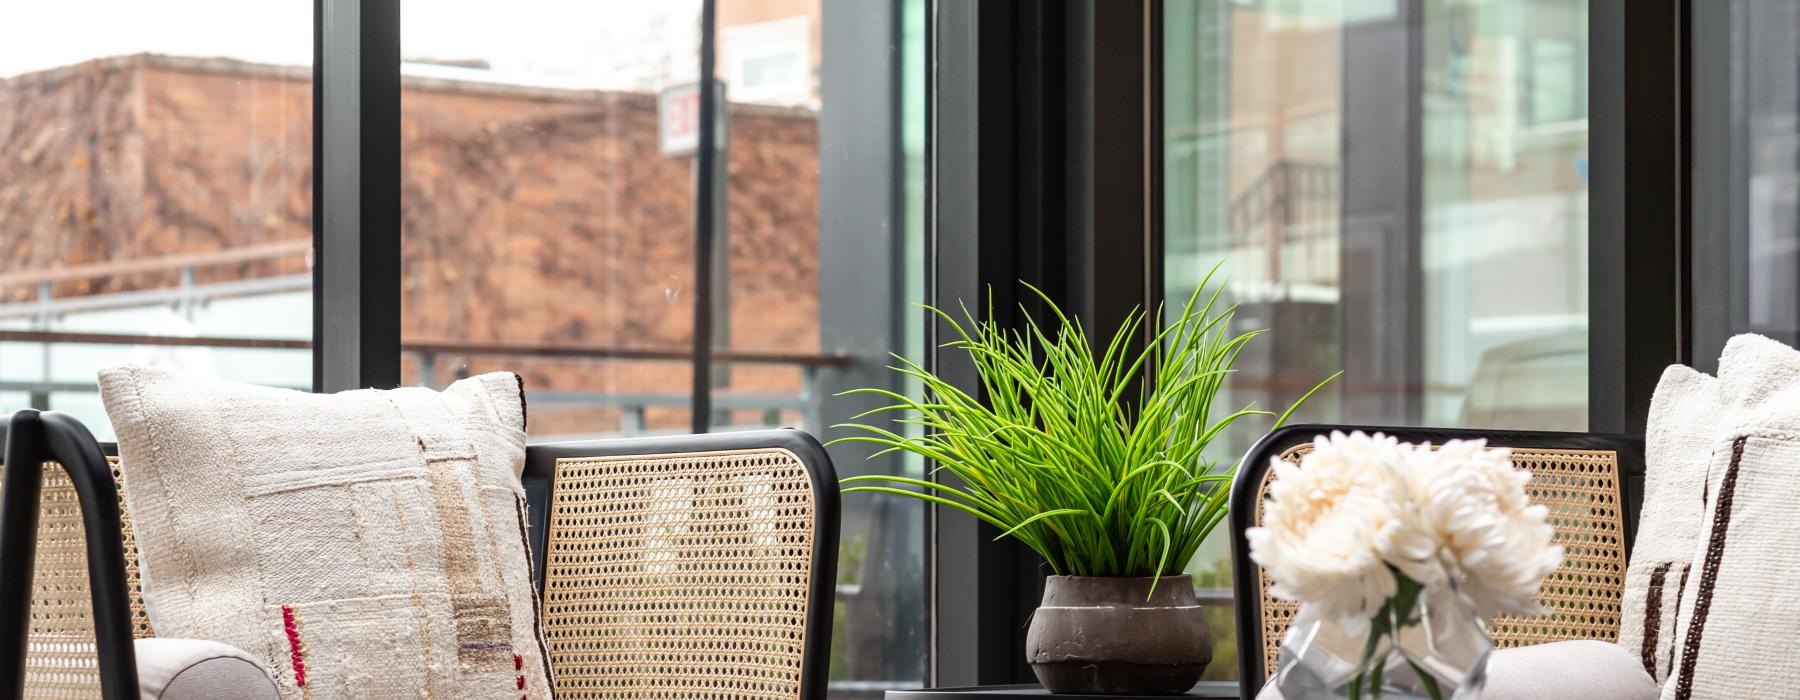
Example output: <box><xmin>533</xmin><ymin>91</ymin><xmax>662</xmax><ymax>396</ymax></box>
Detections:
<box><xmin>0</xmin><ymin>54</ymin><xmax>823</xmax><ymax>435</ymax></box>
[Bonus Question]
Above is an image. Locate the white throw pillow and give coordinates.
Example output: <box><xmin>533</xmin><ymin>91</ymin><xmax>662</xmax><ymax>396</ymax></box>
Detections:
<box><xmin>1661</xmin><ymin>334</ymin><xmax>1800</xmax><ymax>699</ymax></box>
<box><xmin>98</xmin><ymin>366</ymin><xmax>552</xmax><ymax>699</ymax></box>
<box><xmin>1620</xmin><ymin>365</ymin><xmax>1723</xmax><ymax>683</ymax></box>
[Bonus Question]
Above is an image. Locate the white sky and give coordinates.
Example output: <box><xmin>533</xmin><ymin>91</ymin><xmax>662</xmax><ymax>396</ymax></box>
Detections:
<box><xmin>0</xmin><ymin>0</ymin><xmax>702</xmax><ymax>87</ymax></box>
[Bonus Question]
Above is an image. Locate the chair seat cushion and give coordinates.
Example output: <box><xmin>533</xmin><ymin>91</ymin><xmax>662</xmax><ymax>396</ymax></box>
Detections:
<box><xmin>135</xmin><ymin>638</ymin><xmax>277</xmax><ymax>700</ymax></box>
<box><xmin>98</xmin><ymin>366</ymin><xmax>553</xmax><ymax>698</ymax></box>
<box><xmin>1485</xmin><ymin>640</ymin><xmax>1659</xmax><ymax>700</ymax></box>
<box><xmin>1253</xmin><ymin>639</ymin><xmax>1657</xmax><ymax>700</ymax></box>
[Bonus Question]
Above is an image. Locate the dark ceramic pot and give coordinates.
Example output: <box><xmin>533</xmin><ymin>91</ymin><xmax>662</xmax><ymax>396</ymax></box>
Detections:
<box><xmin>1025</xmin><ymin>575</ymin><xmax>1212</xmax><ymax>695</ymax></box>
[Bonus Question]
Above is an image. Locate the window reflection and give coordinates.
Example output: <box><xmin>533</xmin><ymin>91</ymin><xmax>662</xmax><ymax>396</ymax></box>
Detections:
<box><xmin>1693</xmin><ymin>1</ymin><xmax>1800</xmax><ymax>365</ymax></box>
<box><xmin>1164</xmin><ymin>0</ymin><xmax>1590</xmax><ymax>680</ymax></box>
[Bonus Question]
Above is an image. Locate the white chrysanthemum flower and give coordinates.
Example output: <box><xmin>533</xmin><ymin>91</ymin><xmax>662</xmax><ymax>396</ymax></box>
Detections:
<box><xmin>1250</xmin><ymin>432</ymin><xmax>1564</xmax><ymax>626</ymax></box>
<box><xmin>1402</xmin><ymin>439</ymin><xmax>1563</xmax><ymax>618</ymax></box>
<box><xmin>1247</xmin><ymin>431</ymin><xmax>1423</xmax><ymax>623</ymax></box>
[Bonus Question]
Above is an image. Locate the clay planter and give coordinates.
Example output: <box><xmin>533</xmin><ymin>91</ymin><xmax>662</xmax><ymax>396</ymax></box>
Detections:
<box><xmin>1025</xmin><ymin>575</ymin><xmax>1212</xmax><ymax>695</ymax></box>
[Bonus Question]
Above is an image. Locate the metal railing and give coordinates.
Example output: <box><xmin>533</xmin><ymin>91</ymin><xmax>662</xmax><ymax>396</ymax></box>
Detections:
<box><xmin>0</xmin><ymin>240</ymin><xmax>313</xmax><ymax>319</ymax></box>
<box><xmin>0</xmin><ymin>242</ymin><xmax>849</xmax><ymax>435</ymax></box>
<box><xmin>0</xmin><ymin>330</ymin><xmax>848</xmax><ymax>436</ymax></box>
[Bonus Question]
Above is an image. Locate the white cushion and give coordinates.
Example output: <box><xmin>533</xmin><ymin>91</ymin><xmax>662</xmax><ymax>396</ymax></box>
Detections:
<box><xmin>98</xmin><ymin>366</ymin><xmax>552</xmax><ymax>698</ymax></box>
<box><xmin>1662</xmin><ymin>336</ymin><xmax>1800</xmax><ymax>699</ymax></box>
<box><xmin>1621</xmin><ymin>365</ymin><xmax>1724</xmax><ymax>682</ymax></box>
<box><xmin>1485</xmin><ymin>640</ymin><xmax>1658</xmax><ymax>700</ymax></box>
<box><xmin>135</xmin><ymin>638</ymin><xmax>277</xmax><ymax>700</ymax></box>
<box><xmin>1620</xmin><ymin>335</ymin><xmax>1800</xmax><ymax>690</ymax></box>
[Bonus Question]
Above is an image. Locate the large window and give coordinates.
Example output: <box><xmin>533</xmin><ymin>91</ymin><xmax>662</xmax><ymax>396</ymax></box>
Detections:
<box><xmin>0</xmin><ymin>1</ymin><xmax>314</xmax><ymax>439</ymax></box>
<box><xmin>398</xmin><ymin>1</ymin><xmax>926</xmax><ymax>695</ymax></box>
<box><xmin>3</xmin><ymin>2</ymin><xmax>925</xmax><ymax>693</ymax></box>
<box><xmin>1163</xmin><ymin>0</ymin><xmax>1591</xmax><ymax>681</ymax></box>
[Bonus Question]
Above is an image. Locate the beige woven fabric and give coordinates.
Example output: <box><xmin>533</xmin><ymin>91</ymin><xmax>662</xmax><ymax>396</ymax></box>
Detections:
<box><xmin>541</xmin><ymin>448</ymin><xmax>817</xmax><ymax>700</ymax></box>
<box><xmin>1</xmin><ymin>458</ymin><xmax>154</xmax><ymax>699</ymax></box>
<box><xmin>1621</xmin><ymin>366</ymin><xmax>1724</xmax><ymax>683</ymax></box>
<box><xmin>97</xmin><ymin>366</ymin><xmax>552</xmax><ymax>699</ymax></box>
<box><xmin>1255</xmin><ymin>442</ymin><xmax>1627</xmax><ymax>677</ymax></box>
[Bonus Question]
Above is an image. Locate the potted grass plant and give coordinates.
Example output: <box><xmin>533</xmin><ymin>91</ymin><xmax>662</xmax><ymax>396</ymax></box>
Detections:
<box><xmin>834</xmin><ymin>269</ymin><xmax>1336</xmax><ymax>695</ymax></box>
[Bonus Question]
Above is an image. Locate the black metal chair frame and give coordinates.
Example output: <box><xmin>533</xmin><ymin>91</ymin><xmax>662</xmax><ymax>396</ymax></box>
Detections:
<box><xmin>0</xmin><ymin>411</ymin><xmax>840</xmax><ymax>700</ymax></box>
<box><xmin>0</xmin><ymin>410</ymin><xmax>139</xmax><ymax>700</ymax></box>
<box><xmin>1226</xmin><ymin>423</ymin><xmax>1646</xmax><ymax>698</ymax></box>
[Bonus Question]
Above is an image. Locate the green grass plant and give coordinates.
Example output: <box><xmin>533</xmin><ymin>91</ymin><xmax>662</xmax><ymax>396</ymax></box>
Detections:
<box><xmin>832</xmin><ymin>267</ymin><xmax>1336</xmax><ymax>580</ymax></box>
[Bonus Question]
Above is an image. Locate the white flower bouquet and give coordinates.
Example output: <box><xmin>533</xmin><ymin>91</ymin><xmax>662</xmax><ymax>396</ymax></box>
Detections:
<box><xmin>1247</xmin><ymin>431</ymin><xmax>1563</xmax><ymax>699</ymax></box>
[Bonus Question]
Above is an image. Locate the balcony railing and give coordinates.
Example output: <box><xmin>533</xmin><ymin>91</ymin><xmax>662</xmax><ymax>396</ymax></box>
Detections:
<box><xmin>0</xmin><ymin>241</ymin><xmax>849</xmax><ymax>436</ymax></box>
<box><xmin>0</xmin><ymin>329</ymin><xmax>848</xmax><ymax>437</ymax></box>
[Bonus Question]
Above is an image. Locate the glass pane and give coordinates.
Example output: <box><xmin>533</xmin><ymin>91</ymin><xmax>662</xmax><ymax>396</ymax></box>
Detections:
<box><xmin>399</xmin><ymin>1</ymin><xmax>703</xmax><ymax>434</ymax></box>
<box><xmin>1162</xmin><ymin>0</ymin><xmax>1590</xmax><ymax>681</ymax></box>
<box><xmin>714</xmin><ymin>1</ymin><xmax>928</xmax><ymax>694</ymax></box>
<box><xmin>402</xmin><ymin>2</ymin><xmax>928</xmax><ymax>695</ymax></box>
<box><xmin>0</xmin><ymin>2</ymin><xmax>314</xmax><ymax>439</ymax></box>
<box><xmin>1692</xmin><ymin>1</ymin><xmax>1800</xmax><ymax>366</ymax></box>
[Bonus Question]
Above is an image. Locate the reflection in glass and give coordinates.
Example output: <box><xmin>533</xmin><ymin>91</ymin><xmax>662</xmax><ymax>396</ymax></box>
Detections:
<box><xmin>1163</xmin><ymin>0</ymin><xmax>1589</xmax><ymax>681</ymax></box>
<box><xmin>1693</xmin><ymin>1</ymin><xmax>1800</xmax><ymax>364</ymax></box>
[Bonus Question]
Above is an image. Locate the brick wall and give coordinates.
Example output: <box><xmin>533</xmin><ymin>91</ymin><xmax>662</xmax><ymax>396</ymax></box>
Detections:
<box><xmin>0</xmin><ymin>54</ymin><xmax>822</xmax><ymax>433</ymax></box>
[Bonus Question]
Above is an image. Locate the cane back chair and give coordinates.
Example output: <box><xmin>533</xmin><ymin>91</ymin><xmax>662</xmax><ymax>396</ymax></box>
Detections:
<box><xmin>1227</xmin><ymin>424</ymin><xmax>1645</xmax><ymax>699</ymax></box>
<box><xmin>0</xmin><ymin>411</ymin><xmax>839</xmax><ymax>700</ymax></box>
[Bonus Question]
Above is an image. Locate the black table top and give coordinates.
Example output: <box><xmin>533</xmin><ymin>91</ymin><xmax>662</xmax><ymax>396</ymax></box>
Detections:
<box><xmin>885</xmin><ymin>681</ymin><xmax>1239</xmax><ymax>698</ymax></box>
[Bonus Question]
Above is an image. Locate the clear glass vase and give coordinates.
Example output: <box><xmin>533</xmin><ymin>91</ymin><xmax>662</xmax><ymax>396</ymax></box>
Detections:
<box><xmin>1259</xmin><ymin>584</ymin><xmax>1492</xmax><ymax>700</ymax></box>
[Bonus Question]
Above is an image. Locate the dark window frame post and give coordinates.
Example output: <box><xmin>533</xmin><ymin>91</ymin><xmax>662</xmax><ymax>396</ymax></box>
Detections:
<box><xmin>1589</xmin><ymin>0</ymin><xmax>1687</xmax><ymax>433</ymax></box>
<box><xmin>930</xmin><ymin>0</ymin><xmax>1157</xmax><ymax>686</ymax></box>
<box><xmin>313</xmin><ymin>0</ymin><xmax>402</xmax><ymax>392</ymax></box>
<box><xmin>930</xmin><ymin>0</ymin><xmax>1032</xmax><ymax>686</ymax></box>
<box><xmin>692</xmin><ymin>0</ymin><xmax>719</xmax><ymax>434</ymax></box>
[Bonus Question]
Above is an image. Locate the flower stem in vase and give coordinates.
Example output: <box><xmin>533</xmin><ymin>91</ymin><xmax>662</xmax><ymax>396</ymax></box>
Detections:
<box><xmin>1406</xmin><ymin>658</ymin><xmax>1445</xmax><ymax>700</ymax></box>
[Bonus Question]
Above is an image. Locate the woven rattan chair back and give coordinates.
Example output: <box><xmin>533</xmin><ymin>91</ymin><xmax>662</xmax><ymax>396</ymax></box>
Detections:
<box><xmin>526</xmin><ymin>430</ymin><xmax>839</xmax><ymax>700</ymax></box>
<box><xmin>0</xmin><ymin>457</ymin><xmax>153</xmax><ymax>700</ymax></box>
<box><xmin>1227</xmin><ymin>425</ymin><xmax>1644</xmax><ymax>698</ymax></box>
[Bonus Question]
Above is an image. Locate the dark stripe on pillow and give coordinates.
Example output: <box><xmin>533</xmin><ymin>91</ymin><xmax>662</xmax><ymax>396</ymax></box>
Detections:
<box><xmin>1674</xmin><ymin>435</ymin><xmax>1747</xmax><ymax>700</ymax></box>
<box><xmin>1668</xmin><ymin>563</ymin><xmax>1689</xmax><ymax>677</ymax></box>
<box><xmin>512</xmin><ymin>372</ymin><xmax>528</xmax><ymax>432</ymax></box>
<box><xmin>514</xmin><ymin>494</ymin><xmax>556</xmax><ymax>697</ymax></box>
<box><xmin>1642</xmin><ymin>562</ymin><xmax>1671</xmax><ymax>677</ymax></box>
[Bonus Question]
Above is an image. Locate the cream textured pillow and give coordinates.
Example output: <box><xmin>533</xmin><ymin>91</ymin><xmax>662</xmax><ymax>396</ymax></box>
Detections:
<box><xmin>1619</xmin><ymin>365</ymin><xmax>1723</xmax><ymax>683</ymax></box>
<box><xmin>1660</xmin><ymin>334</ymin><xmax>1800</xmax><ymax>700</ymax></box>
<box><xmin>98</xmin><ymin>366</ymin><xmax>552</xmax><ymax>699</ymax></box>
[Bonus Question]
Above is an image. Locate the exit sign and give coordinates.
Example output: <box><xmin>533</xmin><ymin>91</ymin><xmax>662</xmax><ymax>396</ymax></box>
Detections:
<box><xmin>659</xmin><ymin>81</ymin><xmax>726</xmax><ymax>157</ymax></box>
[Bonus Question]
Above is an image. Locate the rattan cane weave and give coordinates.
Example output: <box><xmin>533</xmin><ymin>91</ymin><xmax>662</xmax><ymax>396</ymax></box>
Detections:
<box><xmin>1</xmin><ymin>458</ymin><xmax>153</xmax><ymax>699</ymax></box>
<box><xmin>1254</xmin><ymin>444</ymin><xmax>1628</xmax><ymax>677</ymax></box>
<box><xmin>540</xmin><ymin>448</ymin><xmax>818</xmax><ymax>700</ymax></box>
